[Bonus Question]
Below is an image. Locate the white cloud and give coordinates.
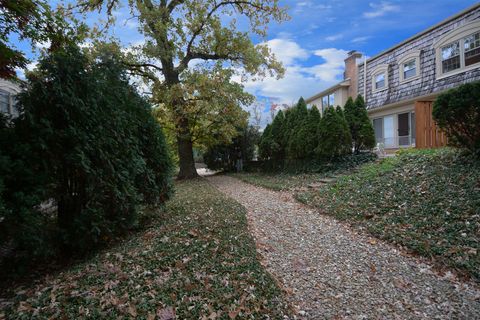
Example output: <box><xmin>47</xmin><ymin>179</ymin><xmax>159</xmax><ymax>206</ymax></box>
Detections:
<box><xmin>325</xmin><ymin>34</ymin><xmax>343</xmax><ymax>41</ymax></box>
<box><xmin>363</xmin><ymin>2</ymin><xmax>400</xmax><ymax>18</ymax></box>
<box><xmin>265</xmin><ymin>38</ymin><xmax>309</xmax><ymax>66</ymax></box>
<box><xmin>294</xmin><ymin>1</ymin><xmax>332</xmax><ymax>14</ymax></box>
<box><xmin>351</xmin><ymin>36</ymin><xmax>371</xmax><ymax>43</ymax></box>
<box><xmin>237</xmin><ymin>39</ymin><xmax>348</xmax><ymax>112</ymax></box>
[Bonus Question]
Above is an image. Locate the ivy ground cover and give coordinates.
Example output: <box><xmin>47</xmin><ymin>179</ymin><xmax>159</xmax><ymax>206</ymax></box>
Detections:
<box><xmin>1</xmin><ymin>179</ymin><xmax>290</xmax><ymax>319</ymax></box>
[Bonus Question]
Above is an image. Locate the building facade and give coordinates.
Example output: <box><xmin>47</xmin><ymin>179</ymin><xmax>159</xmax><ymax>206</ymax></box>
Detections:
<box><xmin>358</xmin><ymin>4</ymin><xmax>480</xmax><ymax>149</ymax></box>
<box><xmin>0</xmin><ymin>79</ymin><xmax>21</xmax><ymax>118</ymax></box>
<box><xmin>306</xmin><ymin>51</ymin><xmax>362</xmax><ymax>114</ymax></box>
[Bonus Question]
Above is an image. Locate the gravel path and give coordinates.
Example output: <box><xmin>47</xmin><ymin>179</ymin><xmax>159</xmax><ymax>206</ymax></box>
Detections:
<box><xmin>207</xmin><ymin>175</ymin><xmax>480</xmax><ymax>319</ymax></box>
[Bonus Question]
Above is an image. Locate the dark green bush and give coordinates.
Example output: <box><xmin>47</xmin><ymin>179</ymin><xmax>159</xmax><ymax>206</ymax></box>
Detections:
<box><xmin>316</xmin><ymin>106</ymin><xmax>352</xmax><ymax>158</ymax></box>
<box><xmin>433</xmin><ymin>81</ymin><xmax>480</xmax><ymax>156</ymax></box>
<box><xmin>204</xmin><ymin>125</ymin><xmax>260</xmax><ymax>171</ymax></box>
<box><xmin>1</xmin><ymin>45</ymin><xmax>172</xmax><ymax>258</ymax></box>
<box><xmin>344</xmin><ymin>95</ymin><xmax>375</xmax><ymax>153</ymax></box>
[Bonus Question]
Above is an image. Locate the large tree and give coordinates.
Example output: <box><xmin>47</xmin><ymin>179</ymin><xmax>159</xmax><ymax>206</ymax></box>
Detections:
<box><xmin>0</xmin><ymin>0</ymin><xmax>71</xmax><ymax>79</ymax></box>
<box><xmin>80</xmin><ymin>0</ymin><xmax>287</xmax><ymax>179</ymax></box>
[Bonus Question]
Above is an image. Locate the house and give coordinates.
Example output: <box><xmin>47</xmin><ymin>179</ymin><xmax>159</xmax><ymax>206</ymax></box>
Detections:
<box><xmin>306</xmin><ymin>50</ymin><xmax>363</xmax><ymax>114</ymax></box>
<box><xmin>358</xmin><ymin>3</ymin><xmax>480</xmax><ymax>150</ymax></box>
<box><xmin>0</xmin><ymin>79</ymin><xmax>21</xmax><ymax>118</ymax></box>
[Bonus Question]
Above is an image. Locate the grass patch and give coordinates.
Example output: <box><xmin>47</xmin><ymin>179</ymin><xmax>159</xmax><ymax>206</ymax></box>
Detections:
<box><xmin>1</xmin><ymin>179</ymin><xmax>290</xmax><ymax>319</ymax></box>
<box><xmin>297</xmin><ymin>148</ymin><xmax>480</xmax><ymax>281</ymax></box>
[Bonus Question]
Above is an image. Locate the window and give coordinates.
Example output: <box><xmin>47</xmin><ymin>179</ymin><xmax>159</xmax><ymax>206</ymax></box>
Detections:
<box><xmin>398</xmin><ymin>51</ymin><xmax>420</xmax><ymax>83</ymax></box>
<box><xmin>370</xmin><ymin>64</ymin><xmax>388</xmax><ymax>93</ymax></box>
<box><xmin>328</xmin><ymin>93</ymin><xmax>335</xmax><ymax>107</ymax></box>
<box><xmin>321</xmin><ymin>93</ymin><xmax>335</xmax><ymax>112</ymax></box>
<box><xmin>435</xmin><ymin>21</ymin><xmax>480</xmax><ymax>78</ymax></box>
<box><xmin>441</xmin><ymin>41</ymin><xmax>461</xmax><ymax>73</ymax></box>
<box><xmin>375</xmin><ymin>73</ymin><xmax>385</xmax><ymax>89</ymax></box>
<box><xmin>403</xmin><ymin>59</ymin><xmax>416</xmax><ymax>79</ymax></box>
<box><xmin>0</xmin><ymin>90</ymin><xmax>9</xmax><ymax>114</ymax></box>
<box><xmin>464</xmin><ymin>31</ymin><xmax>480</xmax><ymax>66</ymax></box>
<box><xmin>373</xmin><ymin>118</ymin><xmax>383</xmax><ymax>144</ymax></box>
<box><xmin>322</xmin><ymin>95</ymin><xmax>328</xmax><ymax>113</ymax></box>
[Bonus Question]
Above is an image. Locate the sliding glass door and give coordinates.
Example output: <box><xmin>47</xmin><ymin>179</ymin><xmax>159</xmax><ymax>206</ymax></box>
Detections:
<box><xmin>383</xmin><ymin>115</ymin><xmax>395</xmax><ymax>148</ymax></box>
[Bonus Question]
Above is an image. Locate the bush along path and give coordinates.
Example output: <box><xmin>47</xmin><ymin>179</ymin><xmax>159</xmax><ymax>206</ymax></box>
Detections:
<box><xmin>208</xmin><ymin>175</ymin><xmax>480</xmax><ymax>319</ymax></box>
<box><xmin>0</xmin><ymin>179</ymin><xmax>291</xmax><ymax>319</ymax></box>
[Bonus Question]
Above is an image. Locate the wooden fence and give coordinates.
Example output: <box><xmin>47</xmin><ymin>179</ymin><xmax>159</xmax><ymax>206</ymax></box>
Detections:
<box><xmin>414</xmin><ymin>101</ymin><xmax>448</xmax><ymax>148</ymax></box>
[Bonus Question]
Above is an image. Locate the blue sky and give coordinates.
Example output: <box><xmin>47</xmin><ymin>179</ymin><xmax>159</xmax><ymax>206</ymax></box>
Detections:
<box><xmin>13</xmin><ymin>0</ymin><xmax>479</xmax><ymax>125</ymax></box>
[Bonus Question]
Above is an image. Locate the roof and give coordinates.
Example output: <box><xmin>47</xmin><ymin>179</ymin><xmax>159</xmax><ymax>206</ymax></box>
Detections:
<box><xmin>305</xmin><ymin>79</ymin><xmax>350</xmax><ymax>104</ymax></box>
<box><xmin>358</xmin><ymin>2</ymin><xmax>480</xmax><ymax>66</ymax></box>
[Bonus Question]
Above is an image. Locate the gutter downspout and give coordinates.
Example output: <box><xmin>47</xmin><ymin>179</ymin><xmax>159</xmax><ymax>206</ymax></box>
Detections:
<box><xmin>363</xmin><ymin>54</ymin><xmax>367</xmax><ymax>103</ymax></box>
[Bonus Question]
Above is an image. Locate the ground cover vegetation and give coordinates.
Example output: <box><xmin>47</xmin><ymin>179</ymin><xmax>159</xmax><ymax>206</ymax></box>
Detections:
<box><xmin>1</xmin><ymin>179</ymin><xmax>291</xmax><ymax>319</ymax></box>
<box><xmin>0</xmin><ymin>45</ymin><xmax>173</xmax><ymax>277</ymax></box>
<box><xmin>296</xmin><ymin>148</ymin><xmax>480</xmax><ymax>280</ymax></box>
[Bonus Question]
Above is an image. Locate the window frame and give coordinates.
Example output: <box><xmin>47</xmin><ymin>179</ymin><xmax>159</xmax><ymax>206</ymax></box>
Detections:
<box><xmin>371</xmin><ymin>64</ymin><xmax>389</xmax><ymax>93</ymax></box>
<box><xmin>398</xmin><ymin>51</ymin><xmax>421</xmax><ymax>83</ymax></box>
<box><xmin>434</xmin><ymin>20</ymin><xmax>480</xmax><ymax>79</ymax></box>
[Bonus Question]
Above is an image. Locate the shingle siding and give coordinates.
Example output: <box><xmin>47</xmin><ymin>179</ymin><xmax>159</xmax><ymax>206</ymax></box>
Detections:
<box><xmin>358</xmin><ymin>6</ymin><xmax>480</xmax><ymax>110</ymax></box>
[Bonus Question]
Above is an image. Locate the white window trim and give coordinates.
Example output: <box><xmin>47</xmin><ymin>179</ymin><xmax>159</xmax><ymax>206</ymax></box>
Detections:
<box><xmin>434</xmin><ymin>20</ymin><xmax>480</xmax><ymax>80</ymax></box>
<box><xmin>398</xmin><ymin>51</ymin><xmax>421</xmax><ymax>83</ymax></box>
<box><xmin>371</xmin><ymin>64</ymin><xmax>389</xmax><ymax>93</ymax></box>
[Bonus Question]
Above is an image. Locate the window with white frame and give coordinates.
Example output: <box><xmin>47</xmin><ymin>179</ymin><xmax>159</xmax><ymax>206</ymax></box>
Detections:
<box><xmin>403</xmin><ymin>59</ymin><xmax>417</xmax><ymax>79</ymax></box>
<box><xmin>375</xmin><ymin>73</ymin><xmax>385</xmax><ymax>89</ymax></box>
<box><xmin>441</xmin><ymin>41</ymin><xmax>461</xmax><ymax>73</ymax></box>
<box><xmin>464</xmin><ymin>31</ymin><xmax>480</xmax><ymax>66</ymax></box>
<box><xmin>398</xmin><ymin>51</ymin><xmax>420</xmax><ymax>83</ymax></box>
<box><xmin>371</xmin><ymin>64</ymin><xmax>388</xmax><ymax>93</ymax></box>
<box><xmin>435</xmin><ymin>21</ymin><xmax>480</xmax><ymax>78</ymax></box>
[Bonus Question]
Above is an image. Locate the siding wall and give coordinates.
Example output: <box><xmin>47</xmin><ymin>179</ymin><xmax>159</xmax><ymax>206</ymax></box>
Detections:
<box><xmin>358</xmin><ymin>6</ymin><xmax>480</xmax><ymax>111</ymax></box>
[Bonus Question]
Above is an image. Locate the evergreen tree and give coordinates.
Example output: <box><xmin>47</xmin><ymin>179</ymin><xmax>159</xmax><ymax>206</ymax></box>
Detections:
<box><xmin>9</xmin><ymin>45</ymin><xmax>173</xmax><ymax>254</ymax></box>
<box><xmin>344</xmin><ymin>95</ymin><xmax>375</xmax><ymax>153</ymax></box>
<box><xmin>354</xmin><ymin>95</ymin><xmax>375</xmax><ymax>152</ymax></box>
<box><xmin>306</xmin><ymin>105</ymin><xmax>321</xmax><ymax>157</ymax></box>
<box><xmin>270</xmin><ymin>110</ymin><xmax>285</xmax><ymax>160</ymax></box>
<box><xmin>259</xmin><ymin>124</ymin><xmax>273</xmax><ymax>160</ymax></box>
<box><xmin>285</xmin><ymin>97</ymin><xmax>309</xmax><ymax>159</ymax></box>
<box><xmin>316</xmin><ymin>106</ymin><xmax>352</xmax><ymax>158</ymax></box>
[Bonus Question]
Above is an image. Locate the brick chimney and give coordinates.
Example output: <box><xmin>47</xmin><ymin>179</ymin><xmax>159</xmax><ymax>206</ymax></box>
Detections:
<box><xmin>344</xmin><ymin>50</ymin><xmax>362</xmax><ymax>99</ymax></box>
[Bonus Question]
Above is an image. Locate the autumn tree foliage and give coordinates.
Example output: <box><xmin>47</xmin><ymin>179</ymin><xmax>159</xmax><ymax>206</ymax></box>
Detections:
<box><xmin>0</xmin><ymin>0</ymin><xmax>71</xmax><ymax>78</ymax></box>
<box><xmin>79</xmin><ymin>0</ymin><xmax>288</xmax><ymax>179</ymax></box>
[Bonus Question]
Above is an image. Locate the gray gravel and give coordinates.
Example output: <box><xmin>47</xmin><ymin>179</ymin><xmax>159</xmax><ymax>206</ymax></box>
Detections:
<box><xmin>207</xmin><ymin>175</ymin><xmax>480</xmax><ymax>319</ymax></box>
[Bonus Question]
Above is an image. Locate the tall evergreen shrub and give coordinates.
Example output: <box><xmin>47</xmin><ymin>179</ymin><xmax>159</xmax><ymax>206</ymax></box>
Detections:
<box><xmin>344</xmin><ymin>95</ymin><xmax>375</xmax><ymax>153</ymax></box>
<box><xmin>316</xmin><ymin>106</ymin><xmax>352</xmax><ymax>158</ymax></box>
<box><xmin>9</xmin><ymin>45</ymin><xmax>172</xmax><ymax>254</ymax></box>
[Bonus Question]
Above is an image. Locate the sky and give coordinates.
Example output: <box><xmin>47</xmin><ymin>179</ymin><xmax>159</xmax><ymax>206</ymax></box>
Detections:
<box><xmin>12</xmin><ymin>0</ymin><xmax>480</xmax><ymax>126</ymax></box>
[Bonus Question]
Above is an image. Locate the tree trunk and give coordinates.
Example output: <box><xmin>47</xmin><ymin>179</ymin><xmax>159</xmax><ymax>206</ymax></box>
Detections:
<box><xmin>176</xmin><ymin>115</ymin><xmax>198</xmax><ymax>179</ymax></box>
<box><xmin>177</xmin><ymin>133</ymin><xmax>198</xmax><ymax>179</ymax></box>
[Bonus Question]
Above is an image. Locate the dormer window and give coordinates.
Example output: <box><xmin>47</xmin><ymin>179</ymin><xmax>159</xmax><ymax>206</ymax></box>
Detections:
<box><xmin>464</xmin><ymin>31</ymin><xmax>480</xmax><ymax>66</ymax></box>
<box><xmin>435</xmin><ymin>21</ymin><xmax>480</xmax><ymax>79</ymax></box>
<box><xmin>403</xmin><ymin>59</ymin><xmax>416</xmax><ymax>79</ymax></box>
<box><xmin>371</xmin><ymin>64</ymin><xmax>389</xmax><ymax>93</ymax></box>
<box><xmin>398</xmin><ymin>51</ymin><xmax>420</xmax><ymax>83</ymax></box>
<box><xmin>441</xmin><ymin>41</ymin><xmax>460</xmax><ymax>73</ymax></box>
<box><xmin>375</xmin><ymin>73</ymin><xmax>385</xmax><ymax>89</ymax></box>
